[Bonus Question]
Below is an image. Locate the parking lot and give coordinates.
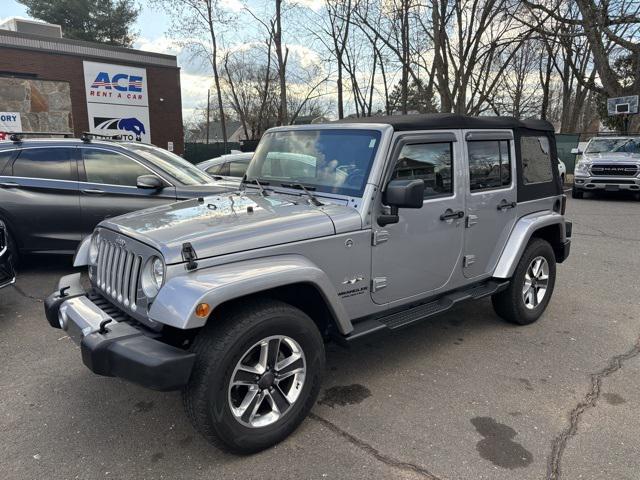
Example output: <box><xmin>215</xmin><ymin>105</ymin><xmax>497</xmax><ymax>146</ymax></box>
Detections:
<box><xmin>0</xmin><ymin>193</ymin><xmax>638</xmax><ymax>480</ymax></box>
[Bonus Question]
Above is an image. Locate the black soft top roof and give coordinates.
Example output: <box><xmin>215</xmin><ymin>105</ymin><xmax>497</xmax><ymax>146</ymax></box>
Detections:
<box><xmin>334</xmin><ymin>113</ymin><xmax>554</xmax><ymax>132</ymax></box>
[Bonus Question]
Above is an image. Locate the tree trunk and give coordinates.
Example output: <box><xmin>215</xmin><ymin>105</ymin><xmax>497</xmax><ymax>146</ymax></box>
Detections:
<box><xmin>275</xmin><ymin>0</ymin><xmax>287</xmax><ymax>125</ymax></box>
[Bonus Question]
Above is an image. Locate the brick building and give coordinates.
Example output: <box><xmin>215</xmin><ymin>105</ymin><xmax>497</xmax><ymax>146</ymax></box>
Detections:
<box><xmin>0</xmin><ymin>19</ymin><xmax>184</xmax><ymax>154</ymax></box>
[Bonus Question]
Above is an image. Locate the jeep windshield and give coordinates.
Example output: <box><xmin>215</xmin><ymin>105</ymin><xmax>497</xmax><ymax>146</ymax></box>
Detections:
<box><xmin>246</xmin><ymin>129</ymin><xmax>381</xmax><ymax>196</ymax></box>
<box><xmin>125</xmin><ymin>143</ymin><xmax>214</xmax><ymax>185</ymax></box>
<box><xmin>585</xmin><ymin>137</ymin><xmax>640</xmax><ymax>155</ymax></box>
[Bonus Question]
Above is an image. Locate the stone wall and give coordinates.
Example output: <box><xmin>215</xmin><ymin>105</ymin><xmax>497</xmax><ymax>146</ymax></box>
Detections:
<box><xmin>0</xmin><ymin>77</ymin><xmax>73</xmax><ymax>133</ymax></box>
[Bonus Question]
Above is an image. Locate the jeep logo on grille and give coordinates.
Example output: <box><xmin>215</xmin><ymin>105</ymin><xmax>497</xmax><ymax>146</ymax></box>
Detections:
<box><xmin>115</xmin><ymin>237</ymin><xmax>126</xmax><ymax>247</ymax></box>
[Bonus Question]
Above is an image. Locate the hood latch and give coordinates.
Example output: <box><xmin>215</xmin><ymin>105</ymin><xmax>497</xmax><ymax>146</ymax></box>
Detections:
<box><xmin>182</xmin><ymin>242</ymin><xmax>199</xmax><ymax>271</ymax></box>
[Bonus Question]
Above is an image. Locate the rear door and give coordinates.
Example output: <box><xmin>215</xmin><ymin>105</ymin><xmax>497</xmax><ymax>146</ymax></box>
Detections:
<box><xmin>78</xmin><ymin>147</ymin><xmax>177</xmax><ymax>235</ymax></box>
<box><xmin>0</xmin><ymin>146</ymin><xmax>81</xmax><ymax>252</ymax></box>
<box><xmin>462</xmin><ymin>131</ymin><xmax>517</xmax><ymax>278</ymax></box>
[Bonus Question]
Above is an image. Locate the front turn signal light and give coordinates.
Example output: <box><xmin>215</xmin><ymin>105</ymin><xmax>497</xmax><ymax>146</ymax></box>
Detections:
<box><xmin>195</xmin><ymin>303</ymin><xmax>211</xmax><ymax>318</ymax></box>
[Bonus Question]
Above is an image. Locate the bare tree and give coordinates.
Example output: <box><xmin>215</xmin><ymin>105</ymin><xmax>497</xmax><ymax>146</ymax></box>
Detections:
<box><xmin>523</xmin><ymin>0</ymin><xmax>640</xmax><ymax>130</ymax></box>
<box><xmin>153</xmin><ymin>0</ymin><xmax>231</xmax><ymax>151</ymax></box>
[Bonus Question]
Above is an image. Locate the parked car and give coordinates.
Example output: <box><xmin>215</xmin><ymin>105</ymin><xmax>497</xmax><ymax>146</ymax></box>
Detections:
<box><xmin>197</xmin><ymin>152</ymin><xmax>253</xmax><ymax>180</ymax></box>
<box><xmin>0</xmin><ymin>220</ymin><xmax>15</xmax><ymax>288</ymax></box>
<box><xmin>558</xmin><ymin>158</ymin><xmax>566</xmax><ymax>184</ymax></box>
<box><xmin>0</xmin><ymin>137</ymin><xmax>234</xmax><ymax>255</ymax></box>
<box><xmin>46</xmin><ymin>114</ymin><xmax>571</xmax><ymax>454</ymax></box>
<box><xmin>571</xmin><ymin>136</ymin><xmax>640</xmax><ymax>198</ymax></box>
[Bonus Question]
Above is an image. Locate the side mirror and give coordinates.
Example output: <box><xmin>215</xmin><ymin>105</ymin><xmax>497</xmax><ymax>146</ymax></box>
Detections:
<box><xmin>378</xmin><ymin>179</ymin><xmax>425</xmax><ymax>226</ymax></box>
<box><xmin>137</xmin><ymin>175</ymin><xmax>163</xmax><ymax>189</ymax></box>
<box><xmin>570</xmin><ymin>148</ymin><xmax>582</xmax><ymax>155</ymax></box>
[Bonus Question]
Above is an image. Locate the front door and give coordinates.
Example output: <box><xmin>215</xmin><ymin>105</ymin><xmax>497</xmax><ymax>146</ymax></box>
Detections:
<box><xmin>78</xmin><ymin>147</ymin><xmax>177</xmax><ymax>236</ymax></box>
<box><xmin>371</xmin><ymin>132</ymin><xmax>465</xmax><ymax>305</ymax></box>
<box><xmin>463</xmin><ymin>132</ymin><xmax>517</xmax><ymax>278</ymax></box>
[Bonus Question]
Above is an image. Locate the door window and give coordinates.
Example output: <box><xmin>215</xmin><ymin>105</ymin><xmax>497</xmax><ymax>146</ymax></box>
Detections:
<box><xmin>467</xmin><ymin>140</ymin><xmax>511</xmax><ymax>191</ymax></box>
<box><xmin>521</xmin><ymin>136</ymin><xmax>553</xmax><ymax>184</ymax></box>
<box><xmin>83</xmin><ymin>148</ymin><xmax>150</xmax><ymax>186</ymax></box>
<box><xmin>392</xmin><ymin>143</ymin><xmax>453</xmax><ymax>198</ymax></box>
<box><xmin>228</xmin><ymin>160</ymin><xmax>249</xmax><ymax>177</ymax></box>
<box><xmin>207</xmin><ymin>162</ymin><xmax>228</xmax><ymax>176</ymax></box>
<box><xmin>12</xmin><ymin>148</ymin><xmax>75</xmax><ymax>181</ymax></box>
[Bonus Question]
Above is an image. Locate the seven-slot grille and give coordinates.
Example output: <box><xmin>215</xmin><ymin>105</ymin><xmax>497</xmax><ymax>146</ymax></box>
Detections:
<box><xmin>96</xmin><ymin>239</ymin><xmax>142</xmax><ymax>311</ymax></box>
<box><xmin>590</xmin><ymin>164</ymin><xmax>638</xmax><ymax>176</ymax></box>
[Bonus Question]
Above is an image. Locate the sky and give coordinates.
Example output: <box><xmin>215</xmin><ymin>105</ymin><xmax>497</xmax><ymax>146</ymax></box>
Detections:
<box><xmin>1</xmin><ymin>0</ymin><xmax>302</xmax><ymax>122</ymax></box>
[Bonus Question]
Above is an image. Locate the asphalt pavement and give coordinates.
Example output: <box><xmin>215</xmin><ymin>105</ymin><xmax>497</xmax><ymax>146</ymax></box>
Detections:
<box><xmin>1</xmin><ymin>192</ymin><xmax>639</xmax><ymax>480</ymax></box>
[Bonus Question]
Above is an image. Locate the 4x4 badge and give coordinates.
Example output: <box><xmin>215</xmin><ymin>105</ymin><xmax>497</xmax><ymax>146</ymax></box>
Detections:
<box><xmin>342</xmin><ymin>276</ymin><xmax>364</xmax><ymax>285</ymax></box>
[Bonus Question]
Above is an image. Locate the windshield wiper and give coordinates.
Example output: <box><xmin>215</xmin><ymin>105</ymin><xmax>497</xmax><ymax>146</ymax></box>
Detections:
<box><xmin>249</xmin><ymin>178</ymin><xmax>270</xmax><ymax>196</ymax></box>
<box><xmin>239</xmin><ymin>175</ymin><xmax>270</xmax><ymax>196</ymax></box>
<box><xmin>281</xmin><ymin>182</ymin><xmax>323</xmax><ymax>206</ymax></box>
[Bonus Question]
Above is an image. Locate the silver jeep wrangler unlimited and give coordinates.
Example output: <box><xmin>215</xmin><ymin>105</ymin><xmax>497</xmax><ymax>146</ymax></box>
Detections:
<box><xmin>45</xmin><ymin>114</ymin><xmax>571</xmax><ymax>453</ymax></box>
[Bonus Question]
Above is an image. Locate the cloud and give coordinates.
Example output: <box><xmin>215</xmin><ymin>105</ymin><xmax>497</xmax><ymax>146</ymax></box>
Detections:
<box><xmin>180</xmin><ymin>71</ymin><xmax>213</xmax><ymax>114</ymax></box>
<box><xmin>220</xmin><ymin>0</ymin><xmax>244</xmax><ymax>12</ymax></box>
<box><xmin>293</xmin><ymin>0</ymin><xmax>324</xmax><ymax>11</ymax></box>
<box><xmin>135</xmin><ymin>37</ymin><xmax>183</xmax><ymax>55</ymax></box>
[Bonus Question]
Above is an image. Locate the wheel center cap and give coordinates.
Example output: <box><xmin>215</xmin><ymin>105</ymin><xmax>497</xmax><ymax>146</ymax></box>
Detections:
<box><xmin>258</xmin><ymin>372</ymin><xmax>275</xmax><ymax>389</ymax></box>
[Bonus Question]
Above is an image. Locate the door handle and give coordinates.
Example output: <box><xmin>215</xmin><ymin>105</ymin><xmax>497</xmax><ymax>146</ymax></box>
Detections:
<box><xmin>81</xmin><ymin>188</ymin><xmax>105</xmax><ymax>195</ymax></box>
<box><xmin>440</xmin><ymin>209</ymin><xmax>464</xmax><ymax>221</ymax></box>
<box><xmin>0</xmin><ymin>181</ymin><xmax>19</xmax><ymax>188</ymax></box>
<box><xmin>497</xmin><ymin>200</ymin><xmax>516</xmax><ymax>211</ymax></box>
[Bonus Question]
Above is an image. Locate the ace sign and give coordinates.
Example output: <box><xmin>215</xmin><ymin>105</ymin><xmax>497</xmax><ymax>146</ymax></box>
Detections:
<box><xmin>83</xmin><ymin>61</ymin><xmax>149</xmax><ymax>107</ymax></box>
<box><xmin>84</xmin><ymin>61</ymin><xmax>151</xmax><ymax>142</ymax></box>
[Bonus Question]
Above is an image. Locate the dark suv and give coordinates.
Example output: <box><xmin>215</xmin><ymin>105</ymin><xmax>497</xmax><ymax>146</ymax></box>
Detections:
<box><xmin>0</xmin><ymin>137</ymin><xmax>232</xmax><ymax>255</ymax></box>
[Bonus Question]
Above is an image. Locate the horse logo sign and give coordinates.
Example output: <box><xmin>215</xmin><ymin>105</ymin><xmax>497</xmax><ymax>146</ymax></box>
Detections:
<box><xmin>93</xmin><ymin>117</ymin><xmax>147</xmax><ymax>141</ymax></box>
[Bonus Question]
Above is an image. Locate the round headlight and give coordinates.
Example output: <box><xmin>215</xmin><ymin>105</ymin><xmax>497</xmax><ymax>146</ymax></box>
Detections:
<box><xmin>141</xmin><ymin>256</ymin><xmax>165</xmax><ymax>298</ymax></box>
<box><xmin>88</xmin><ymin>232</ymin><xmax>100</xmax><ymax>265</ymax></box>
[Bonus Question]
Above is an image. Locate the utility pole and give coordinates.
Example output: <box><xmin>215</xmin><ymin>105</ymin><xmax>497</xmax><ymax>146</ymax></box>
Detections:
<box><xmin>206</xmin><ymin>89</ymin><xmax>211</xmax><ymax>144</ymax></box>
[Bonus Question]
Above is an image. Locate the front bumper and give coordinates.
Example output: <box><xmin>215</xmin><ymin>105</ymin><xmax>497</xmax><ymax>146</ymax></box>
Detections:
<box><xmin>45</xmin><ymin>273</ymin><xmax>195</xmax><ymax>391</ymax></box>
<box><xmin>574</xmin><ymin>175</ymin><xmax>640</xmax><ymax>192</ymax></box>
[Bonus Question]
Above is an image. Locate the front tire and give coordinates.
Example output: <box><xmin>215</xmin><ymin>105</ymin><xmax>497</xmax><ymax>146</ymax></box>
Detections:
<box><xmin>0</xmin><ymin>219</ymin><xmax>18</xmax><ymax>267</ymax></box>
<box><xmin>571</xmin><ymin>186</ymin><xmax>583</xmax><ymax>199</ymax></box>
<box><xmin>492</xmin><ymin>238</ymin><xmax>556</xmax><ymax>325</ymax></box>
<box><xmin>183</xmin><ymin>299</ymin><xmax>325</xmax><ymax>454</ymax></box>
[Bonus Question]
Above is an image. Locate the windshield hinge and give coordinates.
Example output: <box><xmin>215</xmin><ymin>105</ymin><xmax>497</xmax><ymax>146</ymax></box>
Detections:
<box><xmin>372</xmin><ymin>230</ymin><xmax>390</xmax><ymax>246</ymax></box>
<box><xmin>182</xmin><ymin>242</ymin><xmax>199</xmax><ymax>271</ymax></box>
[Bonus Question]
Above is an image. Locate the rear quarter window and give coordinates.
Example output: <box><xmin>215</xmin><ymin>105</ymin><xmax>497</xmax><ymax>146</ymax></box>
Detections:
<box><xmin>521</xmin><ymin>136</ymin><xmax>553</xmax><ymax>184</ymax></box>
<box><xmin>0</xmin><ymin>150</ymin><xmax>18</xmax><ymax>175</ymax></box>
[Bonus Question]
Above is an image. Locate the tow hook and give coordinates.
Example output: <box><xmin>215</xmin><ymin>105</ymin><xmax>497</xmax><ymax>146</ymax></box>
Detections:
<box><xmin>98</xmin><ymin>318</ymin><xmax>112</xmax><ymax>334</ymax></box>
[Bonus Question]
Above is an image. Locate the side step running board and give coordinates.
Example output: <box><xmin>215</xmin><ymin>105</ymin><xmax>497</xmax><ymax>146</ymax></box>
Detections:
<box><xmin>342</xmin><ymin>280</ymin><xmax>509</xmax><ymax>342</ymax></box>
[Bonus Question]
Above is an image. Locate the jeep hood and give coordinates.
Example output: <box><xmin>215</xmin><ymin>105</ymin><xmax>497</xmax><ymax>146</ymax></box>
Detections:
<box><xmin>99</xmin><ymin>193</ymin><xmax>361</xmax><ymax>264</ymax></box>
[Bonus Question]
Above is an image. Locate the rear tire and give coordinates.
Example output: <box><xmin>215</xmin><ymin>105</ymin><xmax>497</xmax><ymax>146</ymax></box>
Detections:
<box><xmin>183</xmin><ymin>298</ymin><xmax>325</xmax><ymax>454</ymax></box>
<box><xmin>492</xmin><ymin>238</ymin><xmax>556</xmax><ymax>325</ymax></box>
<box><xmin>571</xmin><ymin>186</ymin><xmax>583</xmax><ymax>199</ymax></box>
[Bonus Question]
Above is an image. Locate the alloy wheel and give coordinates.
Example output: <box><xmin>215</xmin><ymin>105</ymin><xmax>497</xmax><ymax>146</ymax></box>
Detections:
<box><xmin>522</xmin><ymin>256</ymin><xmax>549</xmax><ymax>310</ymax></box>
<box><xmin>228</xmin><ymin>335</ymin><xmax>306</xmax><ymax>428</ymax></box>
